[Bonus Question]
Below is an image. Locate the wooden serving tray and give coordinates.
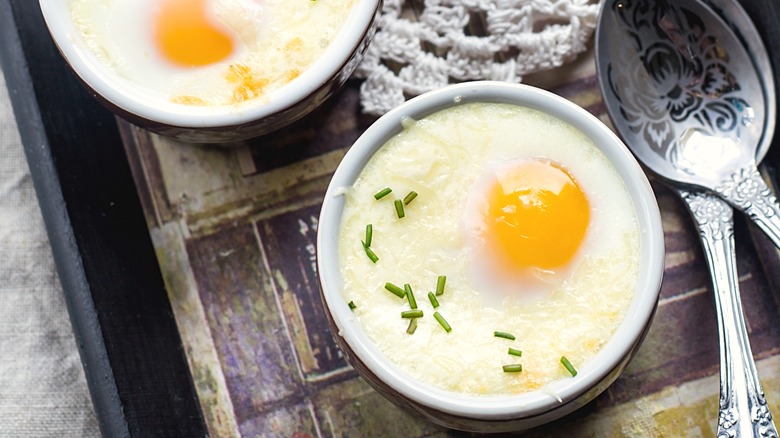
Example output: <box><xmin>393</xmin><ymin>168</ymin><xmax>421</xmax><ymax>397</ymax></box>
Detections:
<box><xmin>4</xmin><ymin>0</ymin><xmax>780</xmax><ymax>436</ymax></box>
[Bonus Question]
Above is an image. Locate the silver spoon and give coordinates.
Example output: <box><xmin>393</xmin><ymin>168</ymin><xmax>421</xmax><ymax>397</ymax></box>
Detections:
<box><xmin>596</xmin><ymin>0</ymin><xmax>778</xmax><ymax>437</ymax></box>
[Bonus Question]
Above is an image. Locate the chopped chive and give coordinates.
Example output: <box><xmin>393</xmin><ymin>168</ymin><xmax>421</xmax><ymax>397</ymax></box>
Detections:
<box><xmin>365</xmin><ymin>224</ymin><xmax>373</xmax><ymax>247</ymax></box>
<box><xmin>401</xmin><ymin>309</ymin><xmax>424</xmax><ymax>319</ymax></box>
<box><xmin>404</xmin><ymin>284</ymin><xmax>417</xmax><ymax>309</ymax></box>
<box><xmin>406</xmin><ymin>318</ymin><xmax>418</xmax><ymax>334</ymax></box>
<box><xmin>428</xmin><ymin>291</ymin><xmax>440</xmax><ymax>308</ymax></box>
<box><xmin>433</xmin><ymin>312</ymin><xmax>452</xmax><ymax>332</ymax></box>
<box><xmin>561</xmin><ymin>356</ymin><xmax>577</xmax><ymax>377</ymax></box>
<box><xmin>403</xmin><ymin>191</ymin><xmax>418</xmax><ymax>205</ymax></box>
<box><xmin>394</xmin><ymin>199</ymin><xmax>405</xmax><ymax>218</ymax></box>
<box><xmin>508</xmin><ymin>348</ymin><xmax>522</xmax><ymax>357</ymax></box>
<box><xmin>362</xmin><ymin>241</ymin><xmax>378</xmax><ymax>263</ymax></box>
<box><xmin>502</xmin><ymin>364</ymin><xmax>523</xmax><ymax>373</ymax></box>
<box><xmin>384</xmin><ymin>282</ymin><xmax>406</xmax><ymax>299</ymax></box>
<box><xmin>348</xmin><ymin>300</ymin><xmax>356</xmax><ymax>310</ymax></box>
<box><xmin>494</xmin><ymin>331</ymin><xmax>516</xmax><ymax>340</ymax></box>
<box><xmin>436</xmin><ymin>275</ymin><xmax>447</xmax><ymax>296</ymax></box>
<box><xmin>374</xmin><ymin>187</ymin><xmax>392</xmax><ymax>200</ymax></box>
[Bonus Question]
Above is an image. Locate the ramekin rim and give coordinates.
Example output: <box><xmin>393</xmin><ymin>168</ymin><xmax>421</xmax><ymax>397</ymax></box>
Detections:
<box><xmin>316</xmin><ymin>81</ymin><xmax>664</xmax><ymax>420</ymax></box>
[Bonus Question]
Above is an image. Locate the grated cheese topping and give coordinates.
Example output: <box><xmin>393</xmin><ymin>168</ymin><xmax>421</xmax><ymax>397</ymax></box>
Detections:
<box><xmin>69</xmin><ymin>0</ymin><xmax>355</xmax><ymax>106</ymax></box>
<box><xmin>338</xmin><ymin>102</ymin><xmax>641</xmax><ymax>396</ymax></box>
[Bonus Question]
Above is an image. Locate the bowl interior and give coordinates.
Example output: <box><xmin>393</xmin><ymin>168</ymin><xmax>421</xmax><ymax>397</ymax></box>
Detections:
<box><xmin>317</xmin><ymin>81</ymin><xmax>665</xmax><ymax>421</ymax></box>
<box><xmin>38</xmin><ymin>0</ymin><xmax>380</xmax><ymax>128</ymax></box>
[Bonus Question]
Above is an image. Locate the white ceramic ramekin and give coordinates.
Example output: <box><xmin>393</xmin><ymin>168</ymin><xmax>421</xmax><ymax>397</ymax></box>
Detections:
<box><xmin>38</xmin><ymin>0</ymin><xmax>382</xmax><ymax>143</ymax></box>
<box><xmin>317</xmin><ymin>81</ymin><xmax>665</xmax><ymax>433</ymax></box>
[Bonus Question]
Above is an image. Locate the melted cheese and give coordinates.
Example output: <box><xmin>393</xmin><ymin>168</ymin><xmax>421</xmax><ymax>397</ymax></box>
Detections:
<box><xmin>338</xmin><ymin>102</ymin><xmax>640</xmax><ymax>395</ymax></box>
<box><xmin>69</xmin><ymin>0</ymin><xmax>355</xmax><ymax>106</ymax></box>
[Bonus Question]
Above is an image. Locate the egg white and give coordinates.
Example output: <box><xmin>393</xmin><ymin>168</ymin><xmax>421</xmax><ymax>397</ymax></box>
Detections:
<box><xmin>462</xmin><ymin>157</ymin><xmax>596</xmax><ymax>304</ymax></box>
<box><xmin>338</xmin><ymin>102</ymin><xmax>641</xmax><ymax>395</ymax></box>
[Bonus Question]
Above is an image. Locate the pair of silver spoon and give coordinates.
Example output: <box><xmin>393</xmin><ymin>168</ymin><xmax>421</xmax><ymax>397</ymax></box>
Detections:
<box><xmin>596</xmin><ymin>0</ymin><xmax>778</xmax><ymax>436</ymax></box>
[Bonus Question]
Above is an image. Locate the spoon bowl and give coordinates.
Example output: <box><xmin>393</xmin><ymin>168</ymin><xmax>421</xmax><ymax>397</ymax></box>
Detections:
<box><xmin>596</xmin><ymin>0</ymin><xmax>780</xmax><ymax>247</ymax></box>
<box><xmin>598</xmin><ymin>0</ymin><xmax>775</xmax><ymax>185</ymax></box>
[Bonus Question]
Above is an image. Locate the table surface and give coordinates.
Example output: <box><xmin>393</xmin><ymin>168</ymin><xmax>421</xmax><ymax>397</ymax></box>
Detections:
<box><xmin>4</xmin><ymin>0</ymin><xmax>780</xmax><ymax>437</ymax></box>
<box><xmin>0</xmin><ymin>50</ymin><xmax>99</xmax><ymax>438</ymax></box>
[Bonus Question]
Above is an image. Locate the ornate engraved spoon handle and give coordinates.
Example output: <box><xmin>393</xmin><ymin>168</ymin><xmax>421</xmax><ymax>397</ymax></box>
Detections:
<box><xmin>715</xmin><ymin>163</ymin><xmax>780</xmax><ymax>252</ymax></box>
<box><xmin>679</xmin><ymin>189</ymin><xmax>777</xmax><ymax>438</ymax></box>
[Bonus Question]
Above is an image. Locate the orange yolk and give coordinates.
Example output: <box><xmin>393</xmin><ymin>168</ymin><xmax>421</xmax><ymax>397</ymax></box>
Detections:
<box><xmin>485</xmin><ymin>159</ymin><xmax>590</xmax><ymax>273</ymax></box>
<box><xmin>154</xmin><ymin>0</ymin><xmax>234</xmax><ymax>67</ymax></box>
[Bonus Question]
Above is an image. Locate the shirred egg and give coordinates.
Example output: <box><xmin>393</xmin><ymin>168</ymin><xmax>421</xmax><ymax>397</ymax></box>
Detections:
<box><xmin>69</xmin><ymin>0</ymin><xmax>354</xmax><ymax>106</ymax></box>
<box><xmin>337</xmin><ymin>102</ymin><xmax>641</xmax><ymax>395</ymax></box>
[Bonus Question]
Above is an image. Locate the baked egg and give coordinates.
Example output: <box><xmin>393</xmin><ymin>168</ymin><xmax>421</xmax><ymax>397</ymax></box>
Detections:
<box><xmin>337</xmin><ymin>102</ymin><xmax>641</xmax><ymax>395</ymax></box>
<box><xmin>68</xmin><ymin>0</ymin><xmax>354</xmax><ymax>106</ymax></box>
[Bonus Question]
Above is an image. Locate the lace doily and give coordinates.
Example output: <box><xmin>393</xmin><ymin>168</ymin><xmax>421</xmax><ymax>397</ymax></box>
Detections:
<box><xmin>355</xmin><ymin>0</ymin><xmax>600</xmax><ymax>115</ymax></box>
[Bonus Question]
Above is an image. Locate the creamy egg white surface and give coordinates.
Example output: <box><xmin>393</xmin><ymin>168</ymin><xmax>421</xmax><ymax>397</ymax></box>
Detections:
<box><xmin>338</xmin><ymin>102</ymin><xmax>641</xmax><ymax>396</ymax></box>
<box><xmin>69</xmin><ymin>0</ymin><xmax>354</xmax><ymax>106</ymax></box>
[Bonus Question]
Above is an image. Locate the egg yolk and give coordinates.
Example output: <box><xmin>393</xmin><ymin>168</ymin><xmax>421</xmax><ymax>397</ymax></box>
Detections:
<box><xmin>486</xmin><ymin>159</ymin><xmax>590</xmax><ymax>273</ymax></box>
<box><xmin>154</xmin><ymin>0</ymin><xmax>234</xmax><ymax>67</ymax></box>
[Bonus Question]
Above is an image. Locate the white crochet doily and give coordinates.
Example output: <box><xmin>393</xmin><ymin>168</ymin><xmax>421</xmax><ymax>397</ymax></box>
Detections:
<box><xmin>355</xmin><ymin>0</ymin><xmax>600</xmax><ymax>115</ymax></box>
